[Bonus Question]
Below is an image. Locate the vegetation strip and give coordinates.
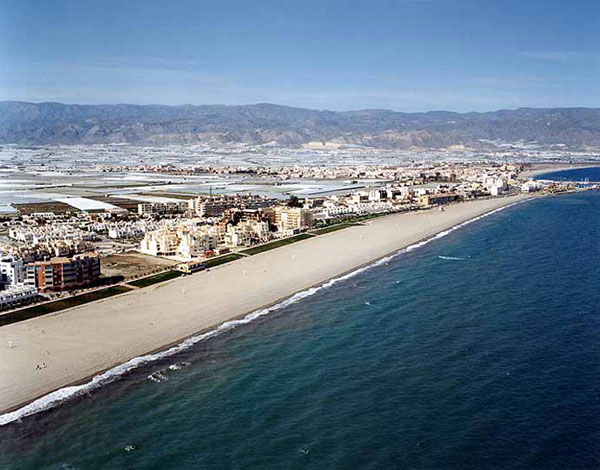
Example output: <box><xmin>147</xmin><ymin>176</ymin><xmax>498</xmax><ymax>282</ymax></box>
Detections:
<box><xmin>128</xmin><ymin>270</ymin><xmax>183</xmax><ymax>288</ymax></box>
<box><xmin>240</xmin><ymin>233</ymin><xmax>314</xmax><ymax>256</ymax></box>
<box><xmin>202</xmin><ymin>253</ymin><xmax>244</xmax><ymax>268</ymax></box>
<box><xmin>0</xmin><ymin>286</ymin><xmax>133</xmax><ymax>327</ymax></box>
<box><xmin>311</xmin><ymin>223</ymin><xmax>355</xmax><ymax>235</ymax></box>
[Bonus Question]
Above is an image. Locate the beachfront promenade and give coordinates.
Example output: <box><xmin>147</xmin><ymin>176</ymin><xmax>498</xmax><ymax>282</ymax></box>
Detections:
<box><xmin>0</xmin><ymin>194</ymin><xmax>532</xmax><ymax>420</ymax></box>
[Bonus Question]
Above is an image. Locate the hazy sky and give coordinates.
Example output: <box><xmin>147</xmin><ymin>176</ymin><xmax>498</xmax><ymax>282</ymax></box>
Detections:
<box><xmin>1</xmin><ymin>0</ymin><xmax>598</xmax><ymax>112</ymax></box>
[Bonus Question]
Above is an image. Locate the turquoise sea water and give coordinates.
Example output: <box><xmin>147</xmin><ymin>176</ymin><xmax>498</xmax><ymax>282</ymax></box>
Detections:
<box><xmin>1</xmin><ymin>177</ymin><xmax>599</xmax><ymax>469</ymax></box>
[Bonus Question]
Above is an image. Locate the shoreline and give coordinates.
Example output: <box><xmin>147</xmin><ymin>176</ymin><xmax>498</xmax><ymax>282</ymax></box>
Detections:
<box><xmin>0</xmin><ymin>194</ymin><xmax>536</xmax><ymax>424</ymax></box>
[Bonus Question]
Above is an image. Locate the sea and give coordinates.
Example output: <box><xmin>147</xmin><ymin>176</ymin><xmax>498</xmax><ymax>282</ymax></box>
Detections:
<box><xmin>539</xmin><ymin>166</ymin><xmax>600</xmax><ymax>184</ymax></box>
<box><xmin>1</xmin><ymin>169</ymin><xmax>599</xmax><ymax>469</ymax></box>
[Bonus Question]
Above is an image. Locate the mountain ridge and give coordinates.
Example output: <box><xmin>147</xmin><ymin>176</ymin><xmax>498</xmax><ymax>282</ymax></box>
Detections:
<box><xmin>1</xmin><ymin>101</ymin><xmax>599</xmax><ymax>150</ymax></box>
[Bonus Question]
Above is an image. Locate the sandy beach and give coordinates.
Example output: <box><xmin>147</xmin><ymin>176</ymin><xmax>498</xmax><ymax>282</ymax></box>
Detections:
<box><xmin>0</xmin><ymin>194</ymin><xmax>533</xmax><ymax>420</ymax></box>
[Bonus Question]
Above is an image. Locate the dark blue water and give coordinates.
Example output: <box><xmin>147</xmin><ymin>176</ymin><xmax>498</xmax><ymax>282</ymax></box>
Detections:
<box><xmin>538</xmin><ymin>166</ymin><xmax>600</xmax><ymax>183</ymax></box>
<box><xmin>1</xmin><ymin>188</ymin><xmax>599</xmax><ymax>469</ymax></box>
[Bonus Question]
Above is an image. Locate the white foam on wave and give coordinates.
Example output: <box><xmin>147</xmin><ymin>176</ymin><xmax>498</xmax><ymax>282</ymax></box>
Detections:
<box><xmin>0</xmin><ymin>198</ymin><xmax>529</xmax><ymax>426</ymax></box>
<box><xmin>438</xmin><ymin>256</ymin><xmax>465</xmax><ymax>261</ymax></box>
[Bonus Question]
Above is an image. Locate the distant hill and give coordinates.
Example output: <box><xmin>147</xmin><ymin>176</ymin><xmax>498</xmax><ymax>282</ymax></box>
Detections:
<box><xmin>1</xmin><ymin>101</ymin><xmax>599</xmax><ymax>150</ymax></box>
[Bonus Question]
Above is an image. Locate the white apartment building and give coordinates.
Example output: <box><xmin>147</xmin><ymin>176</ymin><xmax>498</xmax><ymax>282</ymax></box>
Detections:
<box><xmin>140</xmin><ymin>226</ymin><xmax>220</xmax><ymax>259</ymax></box>
<box><xmin>271</xmin><ymin>207</ymin><xmax>313</xmax><ymax>232</ymax></box>
<box><xmin>188</xmin><ymin>198</ymin><xmax>233</xmax><ymax>217</ymax></box>
<box><xmin>368</xmin><ymin>189</ymin><xmax>388</xmax><ymax>201</ymax></box>
<box><xmin>108</xmin><ymin>227</ymin><xmax>146</xmax><ymax>239</ymax></box>
<box><xmin>521</xmin><ymin>181</ymin><xmax>543</xmax><ymax>192</ymax></box>
<box><xmin>314</xmin><ymin>198</ymin><xmax>396</xmax><ymax>218</ymax></box>
<box><xmin>0</xmin><ymin>255</ymin><xmax>26</xmax><ymax>288</ymax></box>
<box><xmin>140</xmin><ymin>229</ymin><xmax>179</xmax><ymax>257</ymax></box>
<box><xmin>178</xmin><ymin>231</ymin><xmax>219</xmax><ymax>259</ymax></box>
<box><xmin>223</xmin><ymin>220</ymin><xmax>270</xmax><ymax>247</ymax></box>
<box><xmin>138</xmin><ymin>201</ymin><xmax>187</xmax><ymax>215</ymax></box>
<box><xmin>485</xmin><ymin>177</ymin><xmax>507</xmax><ymax>196</ymax></box>
<box><xmin>349</xmin><ymin>193</ymin><xmax>370</xmax><ymax>204</ymax></box>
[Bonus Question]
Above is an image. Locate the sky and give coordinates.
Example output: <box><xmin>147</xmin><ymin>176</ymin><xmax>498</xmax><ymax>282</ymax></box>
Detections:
<box><xmin>0</xmin><ymin>0</ymin><xmax>599</xmax><ymax>112</ymax></box>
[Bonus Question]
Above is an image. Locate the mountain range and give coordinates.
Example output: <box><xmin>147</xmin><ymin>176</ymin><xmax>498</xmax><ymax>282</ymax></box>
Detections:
<box><xmin>1</xmin><ymin>101</ymin><xmax>599</xmax><ymax>150</ymax></box>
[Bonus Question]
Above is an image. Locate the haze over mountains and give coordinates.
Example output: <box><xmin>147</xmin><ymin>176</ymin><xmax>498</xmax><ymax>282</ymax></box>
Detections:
<box><xmin>1</xmin><ymin>101</ymin><xmax>599</xmax><ymax>150</ymax></box>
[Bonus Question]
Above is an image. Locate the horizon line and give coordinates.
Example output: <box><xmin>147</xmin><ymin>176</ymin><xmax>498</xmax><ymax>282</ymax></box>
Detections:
<box><xmin>1</xmin><ymin>99</ymin><xmax>597</xmax><ymax>115</ymax></box>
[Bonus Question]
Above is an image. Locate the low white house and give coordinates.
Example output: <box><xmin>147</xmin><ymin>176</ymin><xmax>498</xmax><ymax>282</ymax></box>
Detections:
<box><xmin>521</xmin><ymin>181</ymin><xmax>543</xmax><ymax>192</ymax></box>
<box><xmin>0</xmin><ymin>285</ymin><xmax>38</xmax><ymax>310</ymax></box>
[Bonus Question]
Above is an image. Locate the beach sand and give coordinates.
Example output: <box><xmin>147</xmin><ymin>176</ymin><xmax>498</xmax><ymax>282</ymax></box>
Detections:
<box><xmin>0</xmin><ymin>194</ymin><xmax>533</xmax><ymax>419</ymax></box>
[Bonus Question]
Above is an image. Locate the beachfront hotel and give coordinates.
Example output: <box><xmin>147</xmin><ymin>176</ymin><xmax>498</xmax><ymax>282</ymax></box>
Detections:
<box><xmin>0</xmin><ymin>256</ymin><xmax>26</xmax><ymax>288</ymax></box>
<box><xmin>0</xmin><ymin>254</ymin><xmax>38</xmax><ymax>310</ymax></box>
<box><xmin>139</xmin><ymin>226</ymin><xmax>220</xmax><ymax>259</ymax></box>
<box><xmin>223</xmin><ymin>219</ymin><xmax>271</xmax><ymax>247</ymax></box>
<box><xmin>268</xmin><ymin>206</ymin><xmax>314</xmax><ymax>232</ymax></box>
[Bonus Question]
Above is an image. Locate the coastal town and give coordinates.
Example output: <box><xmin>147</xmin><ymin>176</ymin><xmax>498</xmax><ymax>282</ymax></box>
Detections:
<box><xmin>2</xmin><ymin>0</ymin><xmax>600</xmax><ymax>464</ymax></box>
<box><xmin>0</xmin><ymin>160</ymin><xmax>590</xmax><ymax>313</ymax></box>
